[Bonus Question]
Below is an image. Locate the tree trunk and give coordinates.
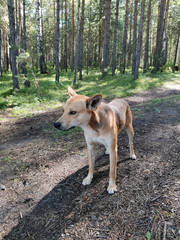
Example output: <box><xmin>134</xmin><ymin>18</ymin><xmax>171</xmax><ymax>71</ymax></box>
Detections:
<box><xmin>0</xmin><ymin>28</ymin><xmax>2</xmax><ymax>77</ymax></box>
<box><xmin>70</xmin><ymin>0</ymin><xmax>74</xmax><ymax>71</ymax></box>
<box><xmin>36</xmin><ymin>0</ymin><xmax>47</xmax><ymax>73</ymax></box>
<box><xmin>73</xmin><ymin>0</ymin><xmax>80</xmax><ymax>85</ymax></box>
<box><xmin>143</xmin><ymin>0</ymin><xmax>151</xmax><ymax>72</ymax></box>
<box><xmin>133</xmin><ymin>0</ymin><xmax>146</xmax><ymax>80</ymax></box>
<box><xmin>3</xmin><ymin>30</ymin><xmax>8</xmax><ymax>72</ymax></box>
<box><xmin>79</xmin><ymin>0</ymin><xmax>85</xmax><ymax>80</ymax></box>
<box><xmin>132</xmin><ymin>0</ymin><xmax>138</xmax><ymax>74</ymax></box>
<box><xmin>61</xmin><ymin>0</ymin><xmax>64</xmax><ymax>71</ymax></box>
<box><xmin>64</xmin><ymin>0</ymin><xmax>67</xmax><ymax>72</ymax></box>
<box><xmin>55</xmin><ymin>0</ymin><xmax>60</xmax><ymax>82</ymax></box>
<box><xmin>87</xmin><ymin>1</ymin><xmax>92</xmax><ymax>75</ymax></box>
<box><xmin>53</xmin><ymin>0</ymin><xmax>56</xmax><ymax>66</ymax></box>
<box><xmin>112</xmin><ymin>0</ymin><xmax>119</xmax><ymax>76</ymax></box>
<box><xmin>120</xmin><ymin>0</ymin><xmax>129</xmax><ymax>74</ymax></box>
<box><xmin>102</xmin><ymin>0</ymin><xmax>111</xmax><ymax>77</ymax></box>
<box><xmin>98</xmin><ymin>1</ymin><xmax>104</xmax><ymax>70</ymax></box>
<box><xmin>22</xmin><ymin>0</ymin><xmax>27</xmax><ymax>76</ymax></box>
<box><xmin>152</xmin><ymin>0</ymin><xmax>166</xmax><ymax>73</ymax></box>
<box><xmin>7</xmin><ymin>0</ymin><xmax>19</xmax><ymax>89</ymax></box>
<box><xmin>172</xmin><ymin>23</ymin><xmax>180</xmax><ymax>72</ymax></box>
<box><xmin>127</xmin><ymin>0</ymin><xmax>133</xmax><ymax>67</ymax></box>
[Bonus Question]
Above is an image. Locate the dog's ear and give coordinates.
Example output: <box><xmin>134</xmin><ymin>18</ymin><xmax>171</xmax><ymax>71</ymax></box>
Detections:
<box><xmin>68</xmin><ymin>87</ymin><xmax>77</xmax><ymax>97</ymax></box>
<box><xmin>86</xmin><ymin>94</ymin><xmax>102</xmax><ymax>111</ymax></box>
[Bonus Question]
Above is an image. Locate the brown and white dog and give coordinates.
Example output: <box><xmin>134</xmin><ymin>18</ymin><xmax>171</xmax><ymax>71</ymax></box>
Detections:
<box><xmin>54</xmin><ymin>87</ymin><xmax>136</xmax><ymax>194</ymax></box>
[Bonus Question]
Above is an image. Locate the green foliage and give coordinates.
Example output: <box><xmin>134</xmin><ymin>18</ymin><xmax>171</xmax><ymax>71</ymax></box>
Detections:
<box><xmin>146</xmin><ymin>231</ymin><xmax>151</xmax><ymax>240</ymax></box>
<box><xmin>0</xmin><ymin>70</ymin><xmax>179</xmax><ymax>118</ymax></box>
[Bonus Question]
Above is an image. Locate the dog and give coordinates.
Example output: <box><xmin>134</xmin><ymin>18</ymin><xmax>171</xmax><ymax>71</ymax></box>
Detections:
<box><xmin>54</xmin><ymin>87</ymin><xmax>136</xmax><ymax>194</ymax></box>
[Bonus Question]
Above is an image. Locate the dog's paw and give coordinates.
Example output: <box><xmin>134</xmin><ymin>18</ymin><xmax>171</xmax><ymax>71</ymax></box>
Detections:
<box><xmin>107</xmin><ymin>184</ymin><xmax>117</xmax><ymax>194</ymax></box>
<box><xmin>130</xmin><ymin>154</ymin><xmax>136</xmax><ymax>160</ymax></box>
<box><xmin>82</xmin><ymin>177</ymin><xmax>92</xmax><ymax>186</ymax></box>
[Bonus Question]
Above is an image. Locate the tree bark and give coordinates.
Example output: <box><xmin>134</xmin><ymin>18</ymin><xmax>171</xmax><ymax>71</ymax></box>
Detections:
<box><xmin>64</xmin><ymin>0</ymin><xmax>67</xmax><ymax>72</ymax></box>
<box><xmin>102</xmin><ymin>0</ymin><xmax>111</xmax><ymax>77</ymax></box>
<box><xmin>98</xmin><ymin>0</ymin><xmax>103</xmax><ymax>70</ymax></box>
<box><xmin>73</xmin><ymin>0</ymin><xmax>80</xmax><ymax>84</ymax></box>
<box><xmin>152</xmin><ymin>0</ymin><xmax>166</xmax><ymax>73</ymax></box>
<box><xmin>3</xmin><ymin>30</ymin><xmax>8</xmax><ymax>72</ymax></box>
<box><xmin>55</xmin><ymin>0</ymin><xmax>60</xmax><ymax>82</ymax></box>
<box><xmin>0</xmin><ymin>28</ymin><xmax>2</xmax><ymax>76</ymax></box>
<box><xmin>127</xmin><ymin>0</ymin><xmax>133</xmax><ymax>67</ymax></box>
<box><xmin>172</xmin><ymin>23</ymin><xmax>180</xmax><ymax>72</ymax></box>
<box><xmin>7</xmin><ymin>0</ymin><xmax>19</xmax><ymax>89</ymax></box>
<box><xmin>132</xmin><ymin>0</ymin><xmax>138</xmax><ymax>74</ymax></box>
<box><xmin>87</xmin><ymin>1</ymin><xmax>92</xmax><ymax>75</ymax></box>
<box><xmin>61</xmin><ymin>0</ymin><xmax>64</xmax><ymax>71</ymax></box>
<box><xmin>133</xmin><ymin>0</ymin><xmax>146</xmax><ymax>80</ymax></box>
<box><xmin>22</xmin><ymin>0</ymin><xmax>27</xmax><ymax>76</ymax></box>
<box><xmin>36</xmin><ymin>0</ymin><xmax>47</xmax><ymax>73</ymax></box>
<box><xmin>79</xmin><ymin>0</ymin><xmax>85</xmax><ymax>80</ymax></box>
<box><xmin>120</xmin><ymin>0</ymin><xmax>129</xmax><ymax>74</ymax></box>
<box><xmin>143</xmin><ymin>0</ymin><xmax>151</xmax><ymax>72</ymax></box>
<box><xmin>112</xmin><ymin>0</ymin><xmax>119</xmax><ymax>76</ymax></box>
<box><xmin>70</xmin><ymin>0</ymin><xmax>74</xmax><ymax>71</ymax></box>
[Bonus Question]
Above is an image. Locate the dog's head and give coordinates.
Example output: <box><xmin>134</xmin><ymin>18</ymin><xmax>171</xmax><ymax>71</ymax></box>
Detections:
<box><xmin>54</xmin><ymin>87</ymin><xmax>102</xmax><ymax>131</ymax></box>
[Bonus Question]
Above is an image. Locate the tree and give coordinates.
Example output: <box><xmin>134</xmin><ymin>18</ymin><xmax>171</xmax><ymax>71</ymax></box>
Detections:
<box><xmin>55</xmin><ymin>0</ymin><xmax>60</xmax><ymax>82</ymax></box>
<box><xmin>79</xmin><ymin>0</ymin><xmax>85</xmax><ymax>80</ymax></box>
<box><xmin>22</xmin><ymin>0</ymin><xmax>27</xmax><ymax>76</ymax></box>
<box><xmin>132</xmin><ymin>0</ymin><xmax>138</xmax><ymax>75</ymax></box>
<box><xmin>172</xmin><ymin>23</ymin><xmax>180</xmax><ymax>72</ymax></box>
<box><xmin>102</xmin><ymin>0</ymin><xmax>111</xmax><ymax>77</ymax></box>
<box><xmin>7</xmin><ymin>0</ymin><xmax>19</xmax><ymax>89</ymax></box>
<box><xmin>143</xmin><ymin>0</ymin><xmax>151</xmax><ymax>72</ymax></box>
<box><xmin>73</xmin><ymin>0</ymin><xmax>81</xmax><ymax>84</ymax></box>
<box><xmin>112</xmin><ymin>0</ymin><xmax>120</xmax><ymax>76</ymax></box>
<box><xmin>127</xmin><ymin>0</ymin><xmax>133</xmax><ymax>67</ymax></box>
<box><xmin>36</xmin><ymin>0</ymin><xmax>47</xmax><ymax>74</ymax></box>
<box><xmin>133</xmin><ymin>0</ymin><xmax>146</xmax><ymax>80</ymax></box>
<box><xmin>120</xmin><ymin>0</ymin><xmax>129</xmax><ymax>74</ymax></box>
<box><xmin>0</xmin><ymin>28</ymin><xmax>2</xmax><ymax>77</ymax></box>
<box><xmin>64</xmin><ymin>0</ymin><xmax>67</xmax><ymax>72</ymax></box>
<box><xmin>152</xmin><ymin>0</ymin><xmax>166</xmax><ymax>73</ymax></box>
<box><xmin>70</xmin><ymin>0</ymin><xmax>75</xmax><ymax>71</ymax></box>
<box><xmin>87</xmin><ymin>1</ymin><xmax>92</xmax><ymax>75</ymax></box>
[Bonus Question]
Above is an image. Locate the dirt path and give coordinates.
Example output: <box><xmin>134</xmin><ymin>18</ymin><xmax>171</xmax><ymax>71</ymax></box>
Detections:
<box><xmin>0</xmin><ymin>85</ymin><xmax>180</xmax><ymax>240</ymax></box>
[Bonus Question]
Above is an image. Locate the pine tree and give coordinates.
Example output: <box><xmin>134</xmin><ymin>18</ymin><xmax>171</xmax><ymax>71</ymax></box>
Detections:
<box><xmin>7</xmin><ymin>0</ymin><xmax>19</xmax><ymax>89</ymax></box>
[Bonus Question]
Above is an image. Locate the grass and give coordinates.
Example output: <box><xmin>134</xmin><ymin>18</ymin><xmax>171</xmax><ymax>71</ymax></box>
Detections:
<box><xmin>0</xmin><ymin>68</ymin><xmax>179</xmax><ymax>118</ymax></box>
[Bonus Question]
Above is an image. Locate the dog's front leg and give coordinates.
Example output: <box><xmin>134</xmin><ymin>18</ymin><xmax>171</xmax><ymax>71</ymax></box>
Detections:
<box><xmin>82</xmin><ymin>144</ymin><xmax>95</xmax><ymax>186</ymax></box>
<box><xmin>107</xmin><ymin>142</ymin><xmax>118</xmax><ymax>194</ymax></box>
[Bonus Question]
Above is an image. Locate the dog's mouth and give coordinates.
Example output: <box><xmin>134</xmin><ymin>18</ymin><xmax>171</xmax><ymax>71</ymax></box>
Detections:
<box><xmin>54</xmin><ymin>122</ymin><xmax>75</xmax><ymax>131</ymax></box>
<box><xmin>60</xmin><ymin>126</ymin><xmax>75</xmax><ymax>131</ymax></box>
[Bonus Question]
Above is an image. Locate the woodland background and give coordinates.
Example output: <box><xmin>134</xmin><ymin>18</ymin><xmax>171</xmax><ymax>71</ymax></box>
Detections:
<box><xmin>0</xmin><ymin>0</ymin><xmax>179</xmax><ymax>90</ymax></box>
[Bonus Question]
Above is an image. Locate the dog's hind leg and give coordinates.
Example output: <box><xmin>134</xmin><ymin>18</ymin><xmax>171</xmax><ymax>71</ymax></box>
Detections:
<box><xmin>82</xmin><ymin>143</ymin><xmax>95</xmax><ymax>186</ymax></box>
<box><xmin>125</xmin><ymin>106</ymin><xmax>136</xmax><ymax>160</ymax></box>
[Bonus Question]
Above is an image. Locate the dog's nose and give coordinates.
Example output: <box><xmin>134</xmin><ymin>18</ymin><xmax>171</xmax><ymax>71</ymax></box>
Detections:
<box><xmin>54</xmin><ymin>121</ymin><xmax>61</xmax><ymax>129</ymax></box>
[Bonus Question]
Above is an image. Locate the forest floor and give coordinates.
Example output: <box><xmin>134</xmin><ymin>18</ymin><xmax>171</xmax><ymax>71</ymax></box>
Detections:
<box><xmin>0</xmin><ymin>83</ymin><xmax>180</xmax><ymax>240</ymax></box>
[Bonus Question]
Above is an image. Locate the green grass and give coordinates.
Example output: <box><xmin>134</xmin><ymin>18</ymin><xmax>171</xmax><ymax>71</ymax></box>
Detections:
<box><xmin>0</xmin><ymin>68</ymin><xmax>179</xmax><ymax>118</ymax></box>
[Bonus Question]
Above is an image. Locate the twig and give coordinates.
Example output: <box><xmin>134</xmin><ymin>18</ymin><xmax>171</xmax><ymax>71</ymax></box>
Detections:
<box><xmin>162</xmin><ymin>221</ymin><xmax>167</xmax><ymax>240</ymax></box>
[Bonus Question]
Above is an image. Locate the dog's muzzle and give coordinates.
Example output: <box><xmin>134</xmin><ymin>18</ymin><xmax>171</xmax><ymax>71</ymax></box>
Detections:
<box><xmin>54</xmin><ymin>121</ymin><xmax>75</xmax><ymax>131</ymax></box>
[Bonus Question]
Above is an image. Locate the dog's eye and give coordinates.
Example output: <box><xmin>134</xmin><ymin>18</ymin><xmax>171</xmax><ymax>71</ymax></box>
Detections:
<box><xmin>69</xmin><ymin>111</ymin><xmax>77</xmax><ymax>115</ymax></box>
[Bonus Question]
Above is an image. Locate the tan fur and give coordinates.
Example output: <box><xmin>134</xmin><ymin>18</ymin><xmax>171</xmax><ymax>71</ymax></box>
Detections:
<box><xmin>54</xmin><ymin>87</ymin><xmax>136</xmax><ymax>194</ymax></box>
